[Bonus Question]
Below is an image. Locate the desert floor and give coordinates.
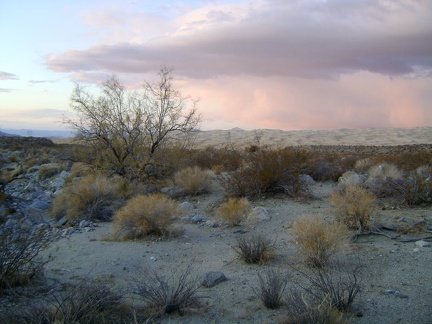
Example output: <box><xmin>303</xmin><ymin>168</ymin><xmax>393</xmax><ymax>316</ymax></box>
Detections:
<box><xmin>43</xmin><ymin>152</ymin><xmax>432</xmax><ymax>323</ymax></box>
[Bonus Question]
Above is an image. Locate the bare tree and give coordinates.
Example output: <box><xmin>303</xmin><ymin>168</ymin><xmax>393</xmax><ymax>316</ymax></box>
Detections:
<box><xmin>65</xmin><ymin>66</ymin><xmax>201</xmax><ymax>178</ymax></box>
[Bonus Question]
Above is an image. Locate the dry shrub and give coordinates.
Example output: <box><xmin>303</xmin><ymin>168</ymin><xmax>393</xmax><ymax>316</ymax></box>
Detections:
<box><xmin>223</xmin><ymin>147</ymin><xmax>307</xmax><ymax>199</ymax></box>
<box><xmin>396</xmin><ymin>165</ymin><xmax>432</xmax><ymax>206</ymax></box>
<box><xmin>235</xmin><ymin>235</ymin><xmax>275</xmax><ymax>264</ymax></box>
<box><xmin>330</xmin><ymin>185</ymin><xmax>376</xmax><ymax>231</ymax></box>
<box><xmin>50</xmin><ymin>174</ymin><xmax>126</xmax><ymax>222</ymax></box>
<box><xmin>113</xmin><ymin>193</ymin><xmax>181</xmax><ymax>240</ymax></box>
<box><xmin>174</xmin><ymin>166</ymin><xmax>211</xmax><ymax>195</ymax></box>
<box><xmin>297</xmin><ymin>263</ymin><xmax>362</xmax><ymax>313</ymax></box>
<box><xmin>365</xmin><ymin>163</ymin><xmax>403</xmax><ymax>197</ymax></box>
<box><xmin>253</xmin><ymin>268</ymin><xmax>288</xmax><ymax>309</ymax></box>
<box><xmin>133</xmin><ymin>265</ymin><xmax>200</xmax><ymax>315</ymax></box>
<box><xmin>292</xmin><ymin>215</ymin><xmax>348</xmax><ymax>268</ymax></box>
<box><xmin>36</xmin><ymin>164</ymin><xmax>61</xmax><ymax>181</ymax></box>
<box><xmin>0</xmin><ymin>226</ymin><xmax>55</xmax><ymax>289</ymax></box>
<box><xmin>283</xmin><ymin>292</ymin><xmax>344</xmax><ymax>324</ymax></box>
<box><xmin>216</xmin><ymin>197</ymin><xmax>251</xmax><ymax>226</ymax></box>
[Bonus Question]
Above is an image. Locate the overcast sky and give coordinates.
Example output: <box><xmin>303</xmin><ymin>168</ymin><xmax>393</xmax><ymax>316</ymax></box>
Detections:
<box><xmin>1</xmin><ymin>0</ymin><xmax>431</xmax><ymax>131</ymax></box>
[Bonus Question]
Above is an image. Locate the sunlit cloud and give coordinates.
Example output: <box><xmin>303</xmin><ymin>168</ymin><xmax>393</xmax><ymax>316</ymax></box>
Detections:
<box><xmin>0</xmin><ymin>71</ymin><xmax>19</xmax><ymax>80</ymax></box>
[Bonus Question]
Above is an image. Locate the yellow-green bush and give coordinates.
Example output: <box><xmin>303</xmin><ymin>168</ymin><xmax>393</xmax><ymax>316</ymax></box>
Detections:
<box><xmin>50</xmin><ymin>174</ymin><xmax>126</xmax><ymax>222</ymax></box>
<box><xmin>292</xmin><ymin>215</ymin><xmax>348</xmax><ymax>268</ymax></box>
<box><xmin>113</xmin><ymin>193</ymin><xmax>181</xmax><ymax>239</ymax></box>
<box><xmin>216</xmin><ymin>197</ymin><xmax>251</xmax><ymax>226</ymax></box>
<box><xmin>174</xmin><ymin>166</ymin><xmax>211</xmax><ymax>195</ymax></box>
<box><xmin>330</xmin><ymin>185</ymin><xmax>376</xmax><ymax>231</ymax></box>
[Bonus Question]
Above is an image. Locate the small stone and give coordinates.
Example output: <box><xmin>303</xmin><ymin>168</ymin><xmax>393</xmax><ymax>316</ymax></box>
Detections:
<box><xmin>413</xmin><ymin>248</ymin><xmax>420</xmax><ymax>253</ymax></box>
<box><xmin>79</xmin><ymin>220</ymin><xmax>91</xmax><ymax>228</ymax></box>
<box><xmin>202</xmin><ymin>271</ymin><xmax>227</xmax><ymax>288</ymax></box>
<box><xmin>191</xmin><ymin>215</ymin><xmax>203</xmax><ymax>224</ymax></box>
<box><xmin>415</xmin><ymin>240</ymin><xmax>430</xmax><ymax>247</ymax></box>
<box><xmin>149</xmin><ymin>256</ymin><xmax>157</xmax><ymax>261</ymax></box>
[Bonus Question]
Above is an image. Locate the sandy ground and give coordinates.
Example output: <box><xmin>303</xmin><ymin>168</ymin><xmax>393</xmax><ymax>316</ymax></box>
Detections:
<box><xmin>43</xmin><ymin>176</ymin><xmax>432</xmax><ymax>323</ymax></box>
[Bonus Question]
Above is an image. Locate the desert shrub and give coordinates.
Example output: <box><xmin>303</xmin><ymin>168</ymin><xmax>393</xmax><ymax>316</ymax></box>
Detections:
<box><xmin>223</xmin><ymin>147</ymin><xmax>307</xmax><ymax>198</ymax></box>
<box><xmin>37</xmin><ymin>163</ymin><xmax>61</xmax><ymax>181</ymax></box>
<box><xmin>297</xmin><ymin>263</ymin><xmax>362</xmax><ymax>313</ymax></box>
<box><xmin>235</xmin><ymin>235</ymin><xmax>275</xmax><ymax>264</ymax></box>
<box><xmin>292</xmin><ymin>215</ymin><xmax>348</xmax><ymax>268</ymax></box>
<box><xmin>307</xmin><ymin>153</ymin><xmax>358</xmax><ymax>182</ymax></box>
<box><xmin>0</xmin><ymin>226</ymin><xmax>55</xmax><ymax>289</ymax></box>
<box><xmin>32</xmin><ymin>280</ymin><xmax>123</xmax><ymax>323</ymax></box>
<box><xmin>216</xmin><ymin>197</ymin><xmax>251</xmax><ymax>226</ymax></box>
<box><xmin>174</xmin><ymin>166</ymin><xmax>211</xmax><ymax>195</ymax></box>
<box><xmin>133</xmin><ymin>266</ymin><xmax>200</xmax><ymax>315</ymax></box>
<box><xmin>283</xmin><ymin>292</ymin><xmax>344</xmax><ymax>324</ymax></box>
<box><xmin>192</xmin><ymin>145</ymin><xmax>243</xmax><ymax>173</ymax></box>
<box><xmin>330</xmin><ymin>185</ymin><xmax>376</xmax><ymax>231</ymax></box>
<box><xmin>113</xmin><ymin>193</ymin><xmax>181</xmax><ymax>239</ymax></box>
<box><xmin>50</xmin><ymin>173</ymin><xmax>126</xmax><ymax>222</ymax></box>
<box><xmin>365</xmin><ymin>163</ymin><xmax>403</xmax><ymax>197</ymax></box>
<box><xmin>253</xmin><ymin>268</ymin><xmax>287</xmax><ymax>309</ymax></box>
<box><xmin>395</xmin><ymin>165</ymin><xmax>432</xmax><ymax>206</ymax></box>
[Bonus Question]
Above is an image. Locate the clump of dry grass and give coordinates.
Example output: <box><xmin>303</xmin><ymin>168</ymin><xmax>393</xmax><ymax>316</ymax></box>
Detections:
<box><xmin>216</xmin><ymin>197</ymin><xmax>251</xmax><ymax>226</ymax></box>
<box><xmin>253</xmin><ymin>268</ymin><xmax>288</xmax><ymax>309</ymax></box>
<box><xmin>50</xmin><ymin>173</ymin><xmax>126</xmax><ymax>223</ymax></box>
<box><xmin>113</xmin><ymin>193</ymin><xmax>181</xmax><ymax>240</ymax></box>
<box><xmin>330</xmin><ymin>185</ymin><xmax>376</xmax><ymax>231</ymax></box>
<box><xmin>36</xmin><ymin>164</ymin><xmax>61</xmax><ymax>181</ymax></box>
<box><xmin>292</xmin><ymin>215</ymin><xmax>349</xmax><ymax>268</ymax></box>
<box><xmin>235</xmin><ymin>235</ymin><xmax>275</xmax><ymax>264</ymax></box>
<box><xmin>174</xmin><ymin>166</ymin><xmax>211</xmax><ymax>196</ymax></box>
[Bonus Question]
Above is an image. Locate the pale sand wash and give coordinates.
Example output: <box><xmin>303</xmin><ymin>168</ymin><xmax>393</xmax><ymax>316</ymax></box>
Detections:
<box><xmin>44</xmin><ymin>127</ymin><xmax>432</xmax><ymax>323</ymax></box>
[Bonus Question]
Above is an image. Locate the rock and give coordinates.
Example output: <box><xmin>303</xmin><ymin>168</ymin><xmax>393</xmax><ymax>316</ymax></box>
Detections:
<box><xmin>191</xmin><ymin>215</ymin><xmax>203</xmax><ymax>224</ymax></box>
<box><xmin>56</xmin><ymin>216</ymin><xmax>68</xmax><ymax>227</ymax></box>
<box><xmin>415</xmin><ymin>240</ymin><xmax>430</xmax><ymax>247</ymax></box>
<box><xmin>299</xmin><ymin>174</ymin><xmax>315</xmax><ymax>184</ymax></box>
<box><xmin>23</xmin><ymin>207</ymin><xmax>47</xmax><ymax>223</ymax></box>
<box><xmin>62</xmin><ymin>227</ymin><xmax>75</xmax><ymax>237</ymax></box>
<box><xmin>247</xmin><ymin>207</ymin><xmax>270</xmax><ymax>222</ymax></box>
<box><xmin>384</xmin><ymin>289</ymin><xmax>409</xmax><ymax>299</ymax></box>
<box><xmin>180</xmin><ymin>201</ymin><xmax>193</xmax><ymax>210</ymax></box>
<box><xmin>79</xmin><ymin>220</ymin><xmax>91</xmax><ymax>228</ymax></box>
<box><xmin>29</xmin><ymin>200</ymin><xmax>51</xmax><ymax>211</ymax></box>
<box><xmin>202</xmin><ymin>271</ymin><xmax>227</xmax><ymax>288</ymax></box>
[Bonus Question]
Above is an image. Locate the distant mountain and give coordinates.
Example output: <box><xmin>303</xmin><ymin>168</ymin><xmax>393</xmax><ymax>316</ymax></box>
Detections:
<box><xmin>0</xmin><ymin>130</ymin><xmax>16</xmax><ymax>137</ymax></box>
<box><xmin>1</xmin><ymin>129</ymin><xmax>75</xmax><ymax>138</ymax></box>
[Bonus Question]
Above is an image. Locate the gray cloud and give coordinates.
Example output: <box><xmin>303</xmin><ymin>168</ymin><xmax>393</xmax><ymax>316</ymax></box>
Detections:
<box><xmin>0</xmin><ymin>88</ymin><xmax>13</xmax><ymax>92</ymax></box>
<box><xmin>46</xmin><ymin>0</ymin><xmax>432</xmax><ymax>80</ymax></box>
<box><xmin>28</xmin><ymin>79</ymin><xmax>58</xmax><ymax>84</ymax></box>
<box><xmin>0</xmin><ymin>72</ymin><xmax>19</xmax><ymax>80</ymax></box>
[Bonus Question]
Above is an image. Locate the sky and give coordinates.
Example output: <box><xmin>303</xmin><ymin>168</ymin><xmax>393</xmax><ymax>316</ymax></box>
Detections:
<box><xmin>1</xmin><ymin>0</ymin><xmax>431</xmax><ymax>131</ymax></box>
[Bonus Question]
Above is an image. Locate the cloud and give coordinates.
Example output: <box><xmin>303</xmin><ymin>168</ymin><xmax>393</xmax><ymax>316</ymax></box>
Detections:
<box><xmin>28</xmin><ymin>80</ymin><xmax>58</xmax><ymax>84</ymax></box>
<box><xmin>0</xmin><ymin>88</ymin><xmax>13</xmax><ymax>93</ymax></box>
<box><xmin>0</xmin><ymin>72</ymin><xmax>19</xmax><ymax>80</ymax></box>
<box><xmin>46</xmin><ymin>0</ymin><xmax>432</xmax><ymax>79</ymax></box>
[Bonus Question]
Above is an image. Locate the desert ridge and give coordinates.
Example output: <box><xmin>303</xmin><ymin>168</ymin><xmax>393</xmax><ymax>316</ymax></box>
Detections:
<box><xmin>191</xmin><ymin>126</ymin><xmax>432</xmax><ymax>148</ymax></box>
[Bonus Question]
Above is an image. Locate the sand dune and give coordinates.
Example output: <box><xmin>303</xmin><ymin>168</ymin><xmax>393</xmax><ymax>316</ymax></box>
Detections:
<box><xmin>192</xmin><ymin>126</ymin><xmax>432</xmax><ymax>148</ymax></box>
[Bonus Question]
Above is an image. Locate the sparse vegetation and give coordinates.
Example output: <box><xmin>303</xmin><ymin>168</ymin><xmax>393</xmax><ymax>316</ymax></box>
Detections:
<box><xmin>330</xmin><ymin>184</ymin><xmax>376</xmax><ymax>231</ymax></box>
<box><xmin>174</xmin><ymin>166</ymin><xmax>211</xmax><ymax>195</ymax></box>
<box><xmin>292</xmin><ymin>215</ymin><xmax>348</xmax><ymax>268</ymax></box>
<box><xmin>253</xmin><ymin>268</ymin><xmax>287</xmax><ymax>309</ymax></box>
<box><xmin>50</xmin><ymin>173</ymin><xmax>126</xmax><ymax>222</ymax></box>
<box><xmin>235</xmin><ymin>235</ymin><xmax>275</xmax><ymax>264</ymax></box>
<box><xmin>0</xmin><ymin>226</ymin><xmax>55</xmax><ymax>289</ymax></box>
<box><xmin>396</xmin><ymin>165</ymin><xmax>432</xmax><ymax>206</ymax></box>
<box><xmin>133</xmin><ymin>266</ymin><xmax>201</xmax><ymax>315</ymax></box>
<box><xmin>113</xmin><ymin>193</ymin><xmax>181</xmax><ymax>240</ymax></box>
<box><xmin>216</xmin><ymin>197</ymin><xmax>251</xmax><ymax>226</ymax></box>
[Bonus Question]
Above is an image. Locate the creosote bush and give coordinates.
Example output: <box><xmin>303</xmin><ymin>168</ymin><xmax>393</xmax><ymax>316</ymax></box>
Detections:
<box><xmin>330</xmin><ymin>185</ymin><xmax>376</xmax><ymax>231</ymax></box>
<box><xmin>235</xmin><ymin>235</ymin><xmax>275</xmax><ymax>264</ymax></box>
<box><xmin>396</xmin><ymin>165</ymin><xmax>432</xmax><ymax>205</ymax></box>
<box><xmin>174</xmin><ymin>166</ymin><xmax>211</xmax><ymax>195</ymax></box>
<box><xmin>134</xmin><ymin>266</ymin><xmax>200</xmax><ymax>315</ymax></box>
<box><xmin>50</xmin><ymin>173</ymin><xmax>126</xmax><ymax>223</ymax></box>
<box><xmin>292</xmin><ymin>215</ymin><xmax>348</xmax><ymax>268</ymax></box>
<box><xmin>253</xmin><ymin>268</ymin><xmax>287</xmax><ymax>309</ymax></box>
<box><xmin>216</xmin><ymin>197</ymin><xmax>251</xmax><ymax>226</ymax></box>
<box><xmin>223</xmin><ymin>147</ymin><xmax>307</xmax><ymax>199</ymax></box>
<box><xmin>113</xmin><ymin>193</ymin><xmax>181</xmax><ymax>240</ymax></box>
